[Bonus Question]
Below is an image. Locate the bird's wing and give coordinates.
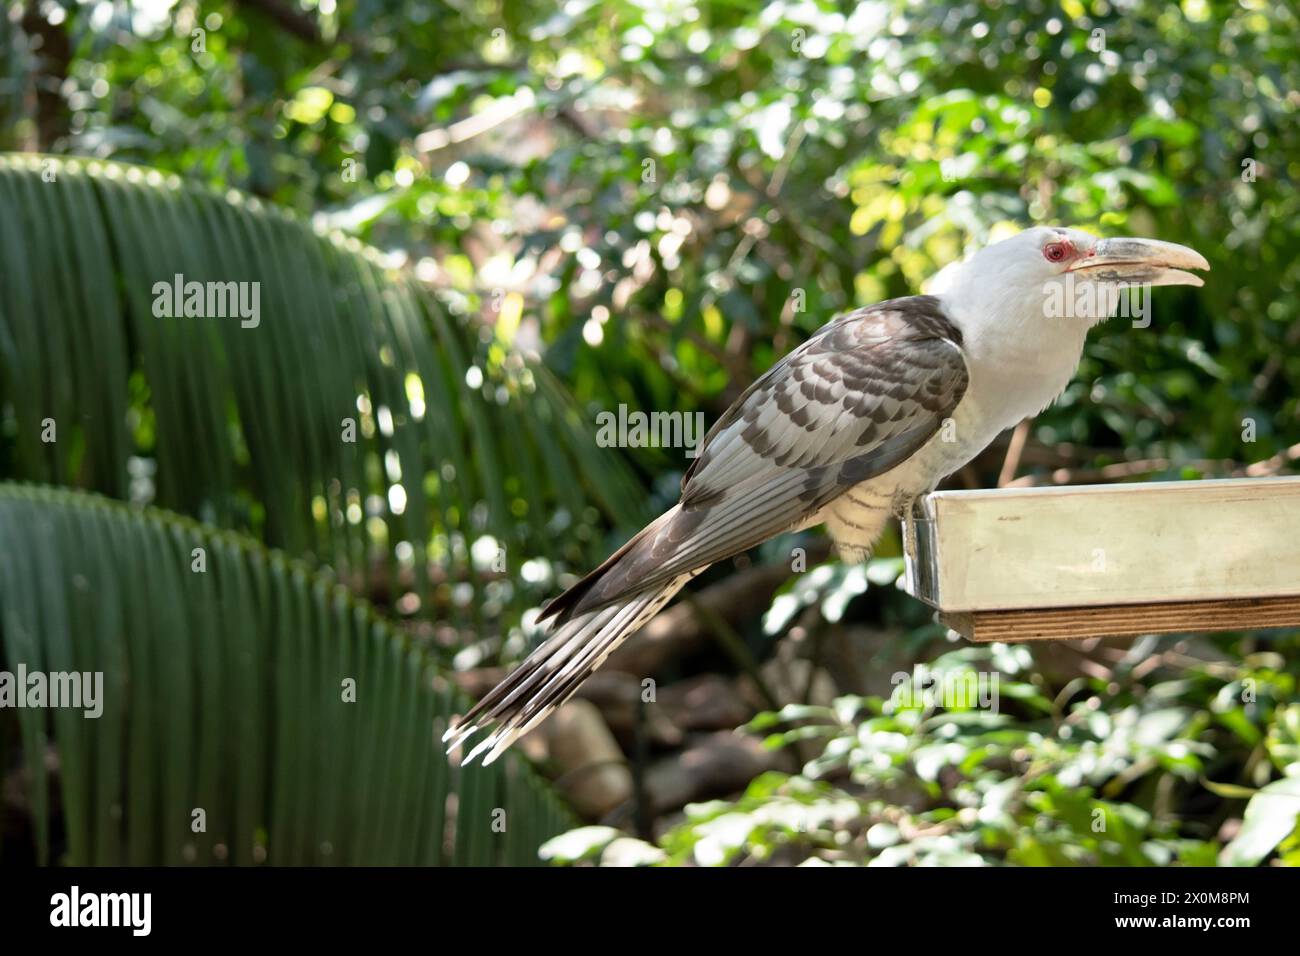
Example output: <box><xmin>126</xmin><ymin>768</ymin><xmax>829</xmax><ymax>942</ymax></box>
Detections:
<box><xmin>680</xmin><ymin>295</ymin><xmax>966</xmax><ymax>499</ymax></box>
<box><xmin>546</xmin><ymin>295</ymin><xmax>969</xmax><ymax>622</ymax></box>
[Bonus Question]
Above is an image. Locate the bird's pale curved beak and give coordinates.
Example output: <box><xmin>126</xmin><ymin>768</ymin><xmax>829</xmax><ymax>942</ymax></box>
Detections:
<box><xmin>1067</xmin><ymin>237</ymin><xmax>1210</xmax><ymax>288</ymax></box>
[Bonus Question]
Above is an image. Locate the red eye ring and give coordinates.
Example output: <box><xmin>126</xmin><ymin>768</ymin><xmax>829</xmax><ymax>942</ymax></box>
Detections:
<box><xmin>1044</xmin><ymin>242</ymin><xmax>1069</xmax><ymax>263</ymax></box>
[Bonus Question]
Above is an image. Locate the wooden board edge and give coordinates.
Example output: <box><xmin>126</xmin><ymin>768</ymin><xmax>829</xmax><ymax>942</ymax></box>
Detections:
<box><xmin>939</xmin><ymin>596</ymin><xmax>1300</xmax><ymax>644</ymax></box>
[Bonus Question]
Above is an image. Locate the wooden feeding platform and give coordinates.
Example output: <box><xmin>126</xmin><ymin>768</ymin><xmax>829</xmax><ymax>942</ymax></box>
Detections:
<box><xmin>901</xmin><ymin>476</ymin><xmax>1300</xmax><ymax>643</ymax></box>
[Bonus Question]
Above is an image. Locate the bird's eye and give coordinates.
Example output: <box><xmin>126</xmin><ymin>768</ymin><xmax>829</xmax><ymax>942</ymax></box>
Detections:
<box><xmin>1043</xmin><ymin>242</ymin><xmax>1069</xmax><ymax>263</ymax></box>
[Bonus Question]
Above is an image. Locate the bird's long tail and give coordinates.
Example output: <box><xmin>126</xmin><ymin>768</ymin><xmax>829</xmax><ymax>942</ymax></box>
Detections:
<box><xmin>443</xmin><ymin>573</ymin><xmax>693</xmax><ymax>765</ymax></box>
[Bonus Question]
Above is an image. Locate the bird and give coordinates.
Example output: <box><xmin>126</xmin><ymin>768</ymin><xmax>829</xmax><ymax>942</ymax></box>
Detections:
<box><xmin>445</xmin><ymin>226</ymin><xmax>1209</xmax><ymax>764</ymax></box>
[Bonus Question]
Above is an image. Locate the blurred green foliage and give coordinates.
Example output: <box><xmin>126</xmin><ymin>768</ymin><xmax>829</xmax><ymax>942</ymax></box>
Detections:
<box><xmin>5</xmin><ymin>0</ymin><xmax>1298</xmax><ymax>864</ymax></box>
<box><xmin>547</xmin><ymin>620</ymin><xmax>1300</xmax><ymax>866</ymax></box>
<box><xmin>12</xmin><ymin>0</ymin><xmax>1296</xmax><ymax>482</ymax></box>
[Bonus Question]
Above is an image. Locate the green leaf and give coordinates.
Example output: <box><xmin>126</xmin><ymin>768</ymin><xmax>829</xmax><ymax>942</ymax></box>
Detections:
<box><xmin>1220</xmin><ymin>777</ymin><xmax>1300</xmax><ymax>867</ymax></box>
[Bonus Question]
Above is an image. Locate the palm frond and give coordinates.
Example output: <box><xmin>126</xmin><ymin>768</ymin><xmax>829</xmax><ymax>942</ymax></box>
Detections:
<box><xmin>0</xmin><ymin>153</ymin><xmax>648</xmax><ymax>630</ymax></box>
<box><xmin>0</xmin><ymin>483</ymin><xmax>572</xmax><ymax>865</ymax></box>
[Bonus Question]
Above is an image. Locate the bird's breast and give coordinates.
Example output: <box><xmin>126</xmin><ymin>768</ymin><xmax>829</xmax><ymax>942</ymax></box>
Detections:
<box><xmin>883</xmin><ymin>346</ymin><xmax>1082</xmax><ymax>496</ymax></box>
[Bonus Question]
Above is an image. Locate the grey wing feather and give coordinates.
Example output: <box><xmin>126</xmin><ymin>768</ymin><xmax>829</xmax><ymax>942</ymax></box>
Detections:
<box><xmin>549</xmin><ymin>295</ymin><xmax>968</xmax><ymax>622</ymax></box>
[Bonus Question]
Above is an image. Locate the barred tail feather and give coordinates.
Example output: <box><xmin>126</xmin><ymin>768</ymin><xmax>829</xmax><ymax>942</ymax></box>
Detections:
<box><xmin>444</xmin><ymin>574</ymin><xmax>693</xmax><ymax>765</ymax></box>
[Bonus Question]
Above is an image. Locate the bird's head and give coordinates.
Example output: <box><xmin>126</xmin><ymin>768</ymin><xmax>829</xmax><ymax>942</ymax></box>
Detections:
<box><xmin>935</xmin><ymin>226</ymin><xmax>1209</xmax><ymax>347</ymax></box>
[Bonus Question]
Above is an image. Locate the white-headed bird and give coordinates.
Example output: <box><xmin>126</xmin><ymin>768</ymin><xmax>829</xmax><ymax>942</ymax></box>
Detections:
<box><xmin>446</xmin><ymin>226</ymin><xmax>1208</xmax><ymax>763</ymax></box>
